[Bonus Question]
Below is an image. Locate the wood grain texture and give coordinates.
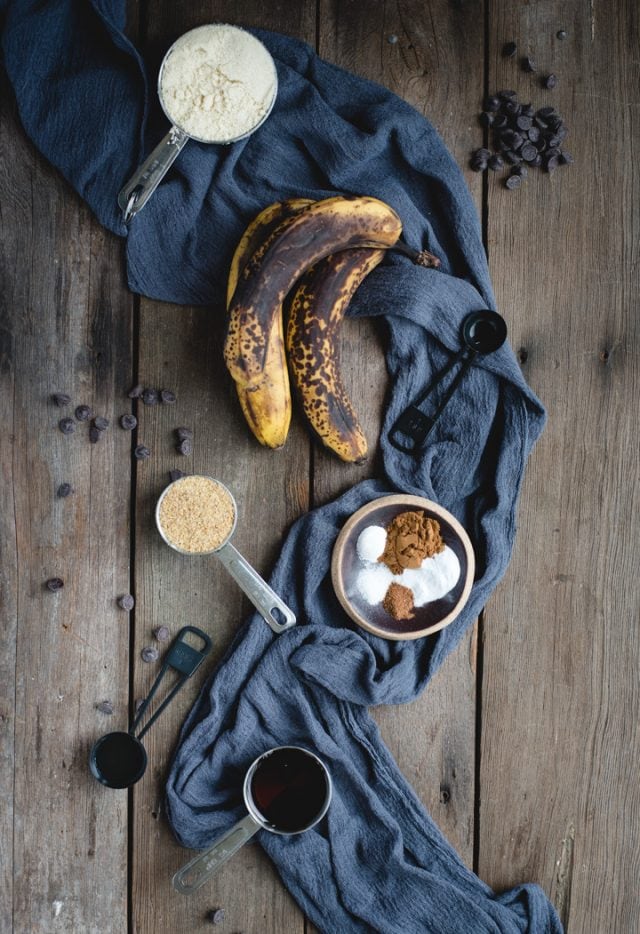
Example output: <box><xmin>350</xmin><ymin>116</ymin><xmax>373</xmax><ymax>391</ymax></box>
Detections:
<box><xmin>0</xmin><ymin>80</ymin><xmax>131</xmax><ymax>933</ymax></box>
<box><xmin>314</xmin><ymin>0</ymin><xmax>485</xmax><ymax>864</ymax></box>
<box><xmin>130</xmin><ymin>4</ymin><xmax>315</xmax><ymax>932</ymax></box>
<box><xmin>479</xmin><ymin>1</ymin><xmax>640</xmax><ymax>930</ymax></box>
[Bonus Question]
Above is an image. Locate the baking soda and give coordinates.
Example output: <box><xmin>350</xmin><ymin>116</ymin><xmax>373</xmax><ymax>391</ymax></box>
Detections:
<box><xmin>160</xmin><ymin>24</ymin><xmax>277</xmax><ymax>142</ymax></box>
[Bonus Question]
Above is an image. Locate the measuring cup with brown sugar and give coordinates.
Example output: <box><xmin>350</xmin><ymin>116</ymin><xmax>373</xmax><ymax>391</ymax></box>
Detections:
<box><xmin>155</xmin><ymin>475</ymin><xmax>295</xmax><ymax>634</ymax></box>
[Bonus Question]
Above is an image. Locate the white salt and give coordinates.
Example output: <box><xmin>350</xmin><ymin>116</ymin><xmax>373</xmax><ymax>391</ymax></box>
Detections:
<box><xmin>355</xmin><ymin>565</ymin><xmax>394</xmax><ymax>604</ymax></box>
<box><xmin>160</xmin><ymin>24</ymin><xmax>277</xmax><ymax>142</ymax></box>
<box><xmin>356</xmin><ymin>525</ymin><xmax>387</xmax><ymax>564</ymax></box>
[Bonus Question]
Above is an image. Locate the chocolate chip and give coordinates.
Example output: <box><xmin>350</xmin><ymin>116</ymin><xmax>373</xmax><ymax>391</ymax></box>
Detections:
<box><xmin>504</xmin><ymin>150</ymin><xmax>521</xmax><ymax>165</ymax></box>
<box><xmin>556</xmin><ymin>125</ymin><xmax>569</xmax><ymax>141</ymax></box>
<box><xmin>492</xmin><ymin>114</ymin><xmax>508</xmax><ymax>129</ymax></box>
<box><xmin>531</xmin><ymin>153</ymin><xmax>543</xmax><ymax>167</ymax></box>
<box><xmin>134</xmin><ymin>445</ymin><xmax>151</xmax><ymax>459</ymax></box>
<box><xmin>57</xmin><ymin>483</ymin><xmax>73</xmax><ymax>498</ymax></box>
<box><xmin>479</xmin><ymin>111</ymin><xmax>494</xmax><ymax>128</ymax></box>
<box><xmin>543</xmin><ymin>74</ymin><xmax>558</xmax><ymax>89</ymax></box>
<box><xmin>89</xmin><ymin>426</ymin><xmax>101</xmax><ymax>444</ymax></box>
<box><xmin>142</xmin><ymin>389</ymin><xmax>159</xmax><ymax>406</ymax></box>
<box><xmin>153</xmin><ymin>625</ymin><xmax>170</xmax><ymax>642</ymax></box>
<box><xmin>207</xmin><ymin>909</ymin><xmax>225</xmax><ymax>925</ymax></box>
<box><xmin>118</xmin><ymin>594</ymin><xmax>135</xmax><ymax>611</ymax></box>
<box><xmin>527</xmin><ymin>126</ymin><xmax>541</xmax><ymax>142</ymax></box>
<box><xmin>521</xmin><ymin>103</ymin><xmax>535</xmax><ymax>117</ymax></box>
<box><xmin>387</xmin><ymin>34</ymin><xmax>398</xmax><ymax>44</ymax></box>
<box><xmin>75</xmin><ymin>405</ymin><xmax>92</xmax><ymax>422</ymax></box>
<box><xmin>128</xmin><ymin>384</ymin><xmax>144</xmax><ymax>399</ymax></box>
<box><xmin>513</xmin><ymin>165</ymin><xmax>528</xmax><ymax>178</ymax></box>
<box><xmin>521</xmin><ymin>143</ymin><xmax>537</xmax><ymax>162</ymax></box>
<box><xmin>546</xmin><ymin>154</ymin><xmax>560</xmax><ymax>172</ymax></box>
<box><xmin>556</xmin><ymin>29</ymin><xmax>567</xmax><ymax>40</ymax></box>
<box><xmin>175</xmin><ymin>427</ymin><xmax>193</xmax><ymax>441</ymax></box>
<box><xmin>522</xmin><ymin>56</ymin><xmax>537</xmax><ymax>72</ymax></box>
<box><xmin>59</xmin><ymin>417</ymin><xmax>75</xmax><ymax>435</ymax></box>
<box><xmin>537</xmin><ymin>106</ymin><xmax>556</xmax><ymax>118</ymax></box>
<box><xmin>498</xmin><ymin>89</ymin><xmax>518</xmax><ymax>101</ymax></box>
<box><xmin>516</xmin><ymin>115</ymin><xmax>532</xmax><ymax>131</ymax></box>
<box><xmin>119</xmin><ymin>414</ymin><xmax>137</xmax><ymax>430</ymax></box>
<box><xmin>46</xmin><ymin>577</ymin><xmax>64</xmax><ymax>592</ymax></box>
<box><xmin>160</xmin><ymin>389</ymin><xmax>176</xmax><ymax>404</ymax></box>
<box><xmin>96</xmin><ymin>700</ymin><xmax>114</xmax><ymax>715</ymax></box>
<box><xmin>169</xmin><ymin>469</ymin><xmax>185</xmax><ymax>482</ymax></box>
<box><xmin>505</xmin><ymin>174</ymin><xmax>522</xmax><ymax>190</ymax></box>
<box><xmin>505</xmin><ymin>101</ymin><xmax>521</xmax><ymax>116</ymax></box>
<box><xmin>559</xmin><ymin>150</ymin><xmax>574</xmax><ymax>165</ymax></box>
<box><xmin>486</xmin><ymin>96</ymin><xmax>501</xmax><ymax>112</ymax></box>
<box><xmin>52</xmin><ymin>393</ymin><xmax>71</xmax><ymax>407</ymax></box>
<box><xmin>141</xmin><ymin>646</ymin><xmax>159</xmax><ymax>663</ymax></box>
<box><xmin>534</xmin><ymin>116</ymin><xmax>549</xmax><ymax>131</ymax></box>
<box><xmin>93</xmin><ymin>416</ymin><xmax>109</xmax><ymax>432</ymax></box>
<box><xmin>176</xmin><ymin>438</ymin><xmax>192</xmax><ymax>456</ymax></box>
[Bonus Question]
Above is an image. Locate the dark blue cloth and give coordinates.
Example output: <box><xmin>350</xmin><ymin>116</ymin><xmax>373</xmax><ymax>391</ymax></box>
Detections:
<box><xmin>1</xmin><ymin>3</ymin><xmax>562</xmax><ymax>931</ymax></box>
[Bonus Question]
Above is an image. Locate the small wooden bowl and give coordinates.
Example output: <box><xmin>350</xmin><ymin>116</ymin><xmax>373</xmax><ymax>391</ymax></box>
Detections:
<box><xmin>331</xmin><ymin>495</ymin><xmax>475</xmax><ymax>641</ymax></box>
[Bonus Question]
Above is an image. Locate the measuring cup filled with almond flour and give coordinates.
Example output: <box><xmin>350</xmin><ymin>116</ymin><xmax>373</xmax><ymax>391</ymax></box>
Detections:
<box><xmin>118</xmin><ymin>23</ymin><xmax>278</xmax><ymax>222</ymax></box>
<box><xmin>155</xmin><ymin>475</ymin><xmax>295</xmax><ymax>634</ymax></box>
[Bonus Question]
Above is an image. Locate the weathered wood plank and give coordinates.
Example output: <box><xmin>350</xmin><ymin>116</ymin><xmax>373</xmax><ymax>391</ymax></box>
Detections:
<box><xmin>480</xmin><ymin>2</ymin><xmax>640</xmax><ymax>930</ymax></box>
<box><xmin>314</xmin><ymin>0</ymin><xmax>485</xmax><ymax>864</ymax></box>
<box><xmin>130</xmin><ymin>3</ymin><xmax>316</xmax><ymax>932</ymax></box>
<box><xmin>0</xmin><ymin>80</ymin><xmax>131</xmax><ymax>932</ymax></box>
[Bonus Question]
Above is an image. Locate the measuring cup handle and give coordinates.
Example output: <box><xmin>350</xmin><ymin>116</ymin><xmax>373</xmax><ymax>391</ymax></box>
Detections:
<box><xmin>216</xmin><ymin>542</ymin><xmax>296</xmax><ymax>633</ymax></box>
<box><xmin>117</xmin><ymin>126</ymin><xmax>189</xmax><ymax>222</ymax></box>
<box><xmin>172</xmin><ymin>813</ymin><xmax>260</xmax><ymax>894</ymax></box>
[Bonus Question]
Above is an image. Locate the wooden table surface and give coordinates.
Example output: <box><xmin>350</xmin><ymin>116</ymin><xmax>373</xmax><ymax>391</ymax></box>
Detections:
<box><xmin>1</xmin><ymin>1</ymin><xmax>638</xmax><ymax>932</ymax></box>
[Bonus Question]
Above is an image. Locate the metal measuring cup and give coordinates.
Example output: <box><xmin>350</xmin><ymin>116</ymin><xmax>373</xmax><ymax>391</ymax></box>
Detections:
<box><xmin>118</xmin><ymin>24</ymin><xmax>278</xmax><ymax>223</ymax></box>
<box><xmin>172</xmin><ymin>746</ymin><xmax>332</xmax><ymax>894</ymax></box>
<box><xmin>155</xmin><ymin>476</ymin><xmax>296</xmax><ymax>634</ymax></box>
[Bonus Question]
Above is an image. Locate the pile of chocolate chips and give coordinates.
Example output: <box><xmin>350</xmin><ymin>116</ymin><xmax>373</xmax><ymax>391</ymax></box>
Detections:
<box><xmin>471</xmin><ymin>91</ymin><xmax>572</xmax><ymax>188</ymax></box>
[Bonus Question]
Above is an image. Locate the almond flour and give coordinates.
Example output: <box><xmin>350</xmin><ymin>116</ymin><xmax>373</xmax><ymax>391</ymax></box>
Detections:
<box><xmin>160</xmin><ymin>24</ymin><xmax>277</xmax><ymax>143</ymax></box>
<box><xmin>158</xmin><ymin>476</ymin><xmax>235</xmax><ymax>554</ymax></box>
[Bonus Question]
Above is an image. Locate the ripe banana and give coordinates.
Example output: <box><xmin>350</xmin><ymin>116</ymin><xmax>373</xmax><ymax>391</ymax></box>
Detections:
<box><xmin>227</xmin><ymin>199</ymin><xmax>314</xmax><ymax>448</ymax></box>
<box><xmin>224</xmin><ymin>196</ymin><xmax>402</xmax><ymax>387</ymax></box>
<box><xmin>286</xmin><ymin>247</ymin><xmax>385</xmax><ymax>463</ymax></box>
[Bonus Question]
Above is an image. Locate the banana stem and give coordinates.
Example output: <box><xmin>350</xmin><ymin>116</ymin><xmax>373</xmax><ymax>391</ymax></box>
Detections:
<box><xmin>390</xmin><ymin>241</ymin><xmax>441</xmax><ymax>269</ymax></box>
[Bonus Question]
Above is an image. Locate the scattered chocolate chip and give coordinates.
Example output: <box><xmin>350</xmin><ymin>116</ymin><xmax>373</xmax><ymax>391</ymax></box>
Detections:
<box><xmin>531</xmin><ymin>153</ymin><xmax>543</xmax><ymax>167</ymax></box>
<box><xmin>57</xmin><ymin>483</ymin><xmax>73</xmax><ymax>498</ymax></box>
<box><xmin>46</xmin><ymin>577</ymin><xmax>64</xmax><ymax>592</ymax></box>
<box><xmin>52</xmin><ymin>393</ymin><xmax>71</xmax><ymax>407</ymax></box>
<box><xmin>96</xmin><ymin>700</ymin><xmax>114</xmax><ymax>715</ymax></box>
<box><xmin>559</xmin><ymin>150</ymin><xmax>574</xmax><ymax>165</ymax></box>
<box><xmin>502</xmin><ymin>41</ymin><xmax>517</xmax><ymax>58</ymax></box>
<box><xmin>505</xmin><ymin>101</ymin><xmax>521</xmax><ymax>116</ymax></box>
<box><xmin>134</xmin><ymin>445</ymin><xmax>151</xmax><ymax>460</ymax></box>
<box><xmin>516</xmin><ymin>115</ymin><xmax>532</xmax><ymax>131</ymax></box>
<box><xmin>118</xmin><ymin>594</ymin><xmax>135</xmax><ymax>611</ymax></box>
<box><xmin>556</xmin><ymin>29</ymin><xmax>567</xmax><ymax>40</ymax></box>
<box><xmin>176</xmin><ymin>438</ymin><xmax>192</xmax><ymax>456</ymax></box>
<box><xmin>498</xmin><ymin>89</ymin><xmax>517</xmax><ymax>101</ymax></box>
<box><xmin>141</xmin><ymin>646</ymin><xmax>159</xmax><ymax>663</ymax></box>
<box><xmin>504</xmin><ymin>150</ymin><xmax>521</xmax><ymax>165</ymax></box>
<box><xmin>387</xmin><ymin>34</ymin><xmax>398</xmax><ymax>44</ymax></box>
<box><xmin>545</xmin><ymin>154</ymin><xmax>560</xmax><ymax>172</ymax></box>
<box><xmin>93</xmin><ymin>416</ymin><xmax>109</xmax><ymax>432</ymax></box>
<box><xmin>537</xmin><ymin>106</ymin><xmax>556</xmax><ymax>118</ymax></box>
<box><xmin>521</xmin><ymin>143</ymin><xmax>538</xmax><ymax>162</ymax></box>
<box><xmin>59</xmin><ymin>417</ymin><xmax>75</xmax><ymax>435</ymax></box>
<box><xmin>128</xmin><ymin>384</ymin><xmax>144</xmax><ymax>399</ymax></box>
<box><xmin>505</xmin><ymin>174</ymin><xmax>522</xmax><ymax>190</ymax></box>
<box><xmin>543</xmin><ymin>74</ymin><xmax>558</xmax><ymax>89</ymax></box>
<box><xmin>527</xmin><ymin>126</ymin><xmax>541</xmax><ymax>143</ymax></box>
<box><xmin>488</xmin><ymin>154</ymin><xmax>504</xmax><ymax>171</ymax></box>
<box><xmin>513</xmin><ymin>164</ymin><xmax>528</xmax><ymax>178</ymax></box>
<box><xmin>207</xmin><ymin>909</ymin><xmax>225</xmax><ymax>925</ymax></box>
<box><xmin>89</xmin><ymin>426</ymin><xmax>101</xmax><ymax>444</ymax></box>
<box><xmin>153</xmin><ymin>625</ymin><xmax>170</xmax><ymax>642</ymax></box>
<box><xmin>486</xmin><ymin>96</ymin><xmax>501</xmax><ymax>112</ymax></box>
<box><xmin>142</xmin><ymin>389</ymin><xmax>159</xmax><ymax>406</ymax></box>
<box><xmin>522</xmin><ymin>56</ymin><xmax>537</xmax><ymax>72</ymax></box>
<box><xmin>175</xmin><ymin>427</ymin><xmax>193</xmax><ymax>441</ymax></box>
<box><xmin>160</xmin><ymin>389</ymin><xmax>176</xmax><ymax>404</ymax></box>
<box><xmin>492</xmin><ymin>114</ymin><xmax>508</xmax><ymax>129</ymax></box>
<box><xmin>169</xmin><ymin>469</ymin><xmax>185</xmax><ymax>482</ymax></box>
<box><xmin>75</xmin><ymin>405</ymin><xmax>92</xmax><ymax>422</ymax></box>
<box><xmin>119</xmin><ymin>414</ymin><xmax>137</xmax><ymax>430</ymax></box>
<box><xmin>479</xmin><ymin>111</ymin><xmax>494</xmax><ymax>128</ymax></box>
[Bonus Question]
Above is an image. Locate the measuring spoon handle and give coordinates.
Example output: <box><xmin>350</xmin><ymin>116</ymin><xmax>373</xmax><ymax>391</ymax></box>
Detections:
<box><xmin>118</xmin><ymin>126</ymin><xmax>189</xmax><ymax>222</ymax></box>
<box><xmin>172</xmin><ymin>813</ymin><xmax>260</xmax><ymax>894</ymax></box>
<box><xmin>216</xmin><ymin>542</ymin><xmax>296</xmax><ymax>633</ymax></box>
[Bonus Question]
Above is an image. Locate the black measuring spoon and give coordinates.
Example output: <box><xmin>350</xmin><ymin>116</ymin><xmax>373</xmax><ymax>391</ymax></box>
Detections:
<box><xmin>89</xmin><ymin>626</ymin><xmax>212</xmax><ymax>789</ymax></box>
<box><xmin>388</xmin><ymin>310</ymin><xmax>508</xmax><ymax>455</ymax></box>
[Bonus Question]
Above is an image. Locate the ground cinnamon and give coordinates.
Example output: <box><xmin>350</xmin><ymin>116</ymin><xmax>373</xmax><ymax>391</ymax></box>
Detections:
<box><xmin>382</xmin><ymin>582</ymin><xmax>415</xmax><ymax>620</ymax></box>
<box><xmin>379</xmin><ymin>510</ymin><xmax>444</xmax><ymax>575</ymax></box>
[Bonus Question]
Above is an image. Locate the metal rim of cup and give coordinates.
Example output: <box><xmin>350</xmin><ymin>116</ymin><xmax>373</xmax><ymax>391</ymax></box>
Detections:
<box><xmin>155</xmin><ymin>475</ymin><xmax>238</xmax><ymax>556</ymax></box>
<box><xmin>156</xmin><ymin>23</ymin><xmax>279</xmax><ymax>145</ymax></box>
<box><xmin>242</xmin><ymin>745</ymin><xmax>333</xmax><ymax>836</ymax></box>
<box><xmin>89</xmin><ymin>731</ymin><xmax>148</xmax><ymax>789</ymax></box>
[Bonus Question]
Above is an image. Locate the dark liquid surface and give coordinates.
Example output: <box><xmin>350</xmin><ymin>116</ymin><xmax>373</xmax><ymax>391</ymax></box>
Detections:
<box><xmin>92</xmin><ymin>732</ymin><xmax>147</xmax><ymax>788</ymax></box>
<box><xmin>250</xmin><ymin>748</ymin><xmax>328</xmax><ymax>833</ymax></box>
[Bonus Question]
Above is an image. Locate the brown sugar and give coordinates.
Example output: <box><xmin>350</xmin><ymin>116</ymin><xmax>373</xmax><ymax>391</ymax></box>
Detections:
<box><xmin>382</xmin><ymin>582</ymin><xmax>415</xmax><ymax>620</ymax></box>
<box><xmin>158</xmin><ymin>476</ymin><xmax>235</xmax><ymax>553</ymax></box>
<box><xmin>379</xmin><ymin>510</ymin><xmax>444</xmax><ymax>575</ymax></box>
